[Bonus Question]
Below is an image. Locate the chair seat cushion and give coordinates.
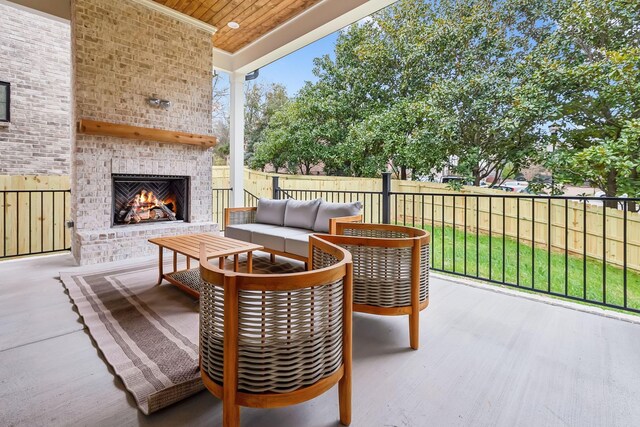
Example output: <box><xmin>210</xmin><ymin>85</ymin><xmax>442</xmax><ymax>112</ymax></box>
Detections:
<box><xmin>225</xmin><ymin>223</ymin><xmax>281</xmax><ymax>243</ymax></box>
<box><xmin>284</xmin><ymin>198</ymin><xmax>321</xmax><ymax>230</ymax></box>
<box><xmin>313</xmin><ymin>201</ymin><xmax>362</xmax><ymax>232</ymax></box>
<box><xmin>252</xmin><ymin>227</ymin><xmax>312</xmax><ymax>253</ymax></box>
<box><xmin>285</xmin><ymin>234</ymin><xmax>312</xmax><ymax>258</ymax></box>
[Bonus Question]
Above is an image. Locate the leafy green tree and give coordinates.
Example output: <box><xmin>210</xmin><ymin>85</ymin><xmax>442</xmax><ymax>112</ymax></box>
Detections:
<box><xmin>244</xmin><ymin>82</ymin><xmax>289</xmax><ymax>163</ymax></box>
<box><xmin>408</xmin><ymin>0</ymin><xmax>551</xmax><ymax>185</ymax></box>
<box><xmin>211</xmin><ymin>79</ymin><xmax>289</xmax><ymax>166</ymax></box>
<box><xmin>252</xmin><ymin>85</ymin><xmax>328</xmax><ymax>174</ymax></box>
<box><xmin>212</xmin><ymin>74</ymin><xmax>230</xmax><ymax>164</ymax></box>
<box><xmin>257</xmin><ymin>0</ymin><xmax>550</xmax><ymax>182</ymax></box>
<box><xmin>533</xmin><ymin>0</ymin><xmax>640</xmax><ymax>199</ymax></box>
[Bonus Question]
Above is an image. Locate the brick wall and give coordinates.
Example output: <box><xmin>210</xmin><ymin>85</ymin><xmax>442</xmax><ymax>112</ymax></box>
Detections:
<box><xmin>71</xmin><ymin>0</ymin><xmax>216</xmax><ymax>264</ymax></box>
<box><xmin>0</xmin><ymin>3</ymin><xmax>71</xmax><ymax>175</ymax></box>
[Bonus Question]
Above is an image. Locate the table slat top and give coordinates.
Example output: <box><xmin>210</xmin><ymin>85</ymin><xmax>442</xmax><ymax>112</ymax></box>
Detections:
<box><xmin>149</xmin><ymin>233</ymin><xmax>262</xmax><ymax>259</ymax></box>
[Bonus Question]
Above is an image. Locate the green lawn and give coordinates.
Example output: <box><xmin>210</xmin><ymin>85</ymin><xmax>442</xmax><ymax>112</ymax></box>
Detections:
<box><xmin>415</xmin><ymin>224</ymin><xmax>640</xmax><ymax>313</ymax></box>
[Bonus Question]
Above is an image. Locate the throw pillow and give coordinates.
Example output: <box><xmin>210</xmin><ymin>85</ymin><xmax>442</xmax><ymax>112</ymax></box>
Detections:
<box><xmin>283</xmin><ymin>198</ymin><xmax>322</xmax><ymax>230</ymax></box>
<box><xmin>313</xmin><ymin>201</ymin><xmax>362</xmax><ymax>233</ymax></box>
<box><xmin>255</xmin><ymin>198</ymin><xmax>288</xmax><ymax>226</ymax></box>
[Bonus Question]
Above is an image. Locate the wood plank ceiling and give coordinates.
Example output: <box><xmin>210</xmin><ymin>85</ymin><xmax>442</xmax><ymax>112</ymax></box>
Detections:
<box><xmin>153</xmin><ymin>0</ymin><xmax>324</xmax><ymax>53</ymax></box>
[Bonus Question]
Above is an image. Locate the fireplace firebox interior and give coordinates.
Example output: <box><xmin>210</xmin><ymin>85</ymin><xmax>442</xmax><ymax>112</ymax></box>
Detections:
<box><xmin>112</xmin><ymin>174</ymin><xmax>189</xmax><ymax>226</ymax></box>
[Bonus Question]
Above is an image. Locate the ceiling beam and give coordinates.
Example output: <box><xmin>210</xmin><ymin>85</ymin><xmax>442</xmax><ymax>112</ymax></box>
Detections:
<box><xmin>213</xmin><ymin>0</ymin><xmax>398</xmax><ymax>74</ymax></box>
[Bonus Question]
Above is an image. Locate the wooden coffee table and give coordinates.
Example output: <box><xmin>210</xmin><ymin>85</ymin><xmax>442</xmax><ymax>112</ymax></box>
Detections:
<box><xmin>148</xmin><ymin>233</ymin><xmax>263</xmax><ymax>298</ymax></box>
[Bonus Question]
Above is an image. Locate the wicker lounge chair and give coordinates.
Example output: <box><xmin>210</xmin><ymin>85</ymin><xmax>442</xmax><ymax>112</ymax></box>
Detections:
<box><xmin>199</xmin><ymin>236</ymin><xmax>353</xmax><ymax>426</ymax></box>
<box><xmin>317</xmin><ymin>223</ymin><xmax>430</xmax><ymax>350</ymax></box>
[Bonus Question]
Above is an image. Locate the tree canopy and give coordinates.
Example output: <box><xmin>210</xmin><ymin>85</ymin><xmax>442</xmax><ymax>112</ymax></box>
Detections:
<box><xmin>247</xmin><ymin>0</ymin><xmax>639</xmax><ymax>197</ymax></box>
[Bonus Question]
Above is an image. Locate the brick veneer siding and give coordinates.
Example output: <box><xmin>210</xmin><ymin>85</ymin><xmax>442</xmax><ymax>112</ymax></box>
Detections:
<box><xmin>0</xmin><ymin>3</ymin><xmax>71</xmax><ymax>175</ymax></box>
<box><xmin>71</xmin><ymin>0</ymin><xmax>217</xmax><ymax>264</ymax></box>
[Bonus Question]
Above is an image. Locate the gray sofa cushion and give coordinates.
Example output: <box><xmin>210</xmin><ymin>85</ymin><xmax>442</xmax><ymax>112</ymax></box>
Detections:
<box><xmin>252</xmin><ymin>227</ymin><xmax>311</xmax><ymax>253</ymax></box>
<box><xmin>285</xmin><ymin>234</ymin><xmax>311</xmax><ymax>258</ymax></box>
<box><xmin>256</xmin><ymin>198</ymin><xmax>288</xmax><ymax>226</ymax></box>
<box><xmin>313</xmin><ymin>201</ymin><xmax>362</xmax><ymax>233</ymax></box>
<box><xmin>225</xmin><ymin>223</ymin><xmax>281</xmax><ymax>243</ymax></box>
<box><xmin>284</xmin><ymin>198</ymin><xmax>321</xmax><ymax>230</ymax></box>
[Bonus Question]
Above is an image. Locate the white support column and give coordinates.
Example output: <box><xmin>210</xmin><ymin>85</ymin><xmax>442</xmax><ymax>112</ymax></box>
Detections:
<box><xmin>229</xmin><ymin>71</ymin><xmax>245</xmax><ymax>207</ymax></box>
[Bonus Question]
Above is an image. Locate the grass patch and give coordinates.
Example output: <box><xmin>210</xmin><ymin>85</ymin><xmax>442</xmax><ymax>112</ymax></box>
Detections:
<box><xmin>414</xmin><ymin>224</ymin><xmax>640</xmax><ymax>313</ymax></box>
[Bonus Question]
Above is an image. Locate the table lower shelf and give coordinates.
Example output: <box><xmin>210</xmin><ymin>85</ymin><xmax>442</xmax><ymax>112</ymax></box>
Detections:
<box><xmin>164</xmin><ymin>268</ymin><xmax>202</xmax><ymax>298</ymax></box>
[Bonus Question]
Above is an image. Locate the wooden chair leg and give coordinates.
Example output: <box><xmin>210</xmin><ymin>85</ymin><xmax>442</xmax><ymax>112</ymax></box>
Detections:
<box><xmin>223</xmin><ymin>402</ymin><xmax>240</xmax><ymax>427</ymax></box>
<box><xmin>338</xmin><ymin>374</ymin><xmax>351</xmax><ymax>426</ymax></box>
<box><xmin>409</xmin><ymin>313</ymin><xmax>419</xmax><ymax>350</ymax></box>
<box><xmin>270</xmin><ymin>253</ymin><xmax>276</xmax><ymax>263</ymax></box>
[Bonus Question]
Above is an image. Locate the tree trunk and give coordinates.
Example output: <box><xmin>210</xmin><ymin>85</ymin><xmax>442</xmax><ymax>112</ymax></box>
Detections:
<box><xmin>472</xmin><ymin>166</ymin><xmax>481</xmax><ymax>187</ymax></box>
<box><xmin>400</xmin><ymin>166</ymin><xmax>407</xmax><ymax>180</ymax></box>
<box><xmin>628</xmin><ymin>168</ymin><xmax>638</xmax><ymax>212</ymax></box>
<box><xmin>605</xmin><ymin>170</ymin><xmax>618</xmax><ymax>209</ymax></box>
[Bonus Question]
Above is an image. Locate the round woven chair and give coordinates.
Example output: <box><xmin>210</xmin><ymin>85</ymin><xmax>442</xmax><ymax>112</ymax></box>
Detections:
<box><xmin>317</xmin><ymin>223</ymin><xmax>430</xmax><ymax>350</ymax></box>
<box><xmin>199</xmin><ymin>236</ymin><xmax>353</xmax><ymax>426</ymax></box>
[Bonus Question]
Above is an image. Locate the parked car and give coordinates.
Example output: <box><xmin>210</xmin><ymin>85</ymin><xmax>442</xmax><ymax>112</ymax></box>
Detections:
<box><xmin>504</xmin><ymin>180</ymin><xmax>529</xmax><ymax>189</ymax></box>
<box><xmin>441</xmin><ymin>176</ymin><xmax>469</xmax><ymax>184</ymax></box>
<box><xmin>494</xmin><ymin>185</ymin><xmax>516</xmax><ymax>192</ymax></box>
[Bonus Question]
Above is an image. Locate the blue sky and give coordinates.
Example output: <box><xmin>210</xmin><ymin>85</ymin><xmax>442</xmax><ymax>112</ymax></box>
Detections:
<box><xmin>213</xmin><ymin>31</ymin><xmax>339</xmax><ymax>118</ymax></box>
<box><xmin>256</xmin><ymin>32</ymin><xmax>339</xmax><ymax>96</ymax></box>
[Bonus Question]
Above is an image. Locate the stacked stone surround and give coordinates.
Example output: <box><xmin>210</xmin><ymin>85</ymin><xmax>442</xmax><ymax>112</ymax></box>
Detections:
<box><xmin>0</xmin><ymin>3</ymin><xmax>71</xmax><ymax>175</ymax></box>
<box><xmin>72</xmin><ymin>0</ymin><xmax>217</xmax><ymax>265</ymax></box>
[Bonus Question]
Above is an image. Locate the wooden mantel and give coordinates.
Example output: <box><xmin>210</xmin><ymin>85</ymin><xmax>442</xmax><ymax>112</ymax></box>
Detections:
<box><xmin>76</xmin><ymin>119</ymin><xmax>217</xmax><ymax>148</ymax></box>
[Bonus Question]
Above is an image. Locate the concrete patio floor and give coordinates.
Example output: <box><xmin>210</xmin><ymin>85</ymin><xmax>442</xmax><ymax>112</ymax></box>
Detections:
<box><xmin>1</xmin><ymin>252</ymin><xmax>640</xmax><ymax>427</ymax></box>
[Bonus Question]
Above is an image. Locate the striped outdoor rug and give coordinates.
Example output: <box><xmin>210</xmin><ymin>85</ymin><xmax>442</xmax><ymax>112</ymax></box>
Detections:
<box><xmin>60</xmin><ymin>254</ymin><xmax>304</xmax><ymax>414</ymax></box>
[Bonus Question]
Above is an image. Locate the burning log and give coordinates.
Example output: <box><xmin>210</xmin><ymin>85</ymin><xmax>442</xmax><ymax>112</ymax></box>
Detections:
<box><xmin>122</xmin><ymin>206</ymin><xmax>142</xmax><ymax>224</ymax></box>
<box><xmin>155</xmin><ymin>203</ymin><xmax>176</xmax><ymax>220</ymax></box>
<box><xmin>115</xmin><ymin>189</ymin><xmax>177</xmax><ymax>224</ymax></box>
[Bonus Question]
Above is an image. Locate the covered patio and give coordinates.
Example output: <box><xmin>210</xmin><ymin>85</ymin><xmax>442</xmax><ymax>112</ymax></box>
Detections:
<box><xmin>2</xmin><ymin>252</ymin><xmax>640</xmax><ymax>426</ymax></box>
<box><xmin>2</xmin><ymin>0</ymin><xmax>640</xmax><ymax>425</ymax></box>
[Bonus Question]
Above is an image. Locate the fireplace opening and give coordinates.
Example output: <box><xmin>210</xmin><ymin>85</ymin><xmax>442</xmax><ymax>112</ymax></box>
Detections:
<box><xmin>112</xmin><ymin>174</ymin><xmax>189</xmax><ymax>226</ymax></box>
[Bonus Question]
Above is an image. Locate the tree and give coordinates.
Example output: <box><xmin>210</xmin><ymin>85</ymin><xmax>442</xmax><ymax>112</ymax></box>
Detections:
<box><xmin>253</xmin><ymin>85</ymin><xmax>329</xmax><ymax>174</ymax></box>
<box><xmin>255</xmin><ymin>0</ymin><xmax>551</xmax><ymax>182</ymax></box>
<box><xmin>212</xmin><ymin>74</ymin><xmax>230</xmax><ymax>164</ymax></box>
<box><xmin>533</xmin><ymin>0</ymin><xmax>640</xmax><ymax>200</ymax></box>
<box><xmin>403</xmin><ymin>0</ymin><xmax>551</xmax><ymax>185</ymax></box>
<box><xmin>211</xmin><ymin>78</ymin><xmax>289</xmax><ymax>166</ymax></box>
<box><xmin>244</xmin><ymin>82</ymin><xmax>289</xmax><ymax>162</ymax></box>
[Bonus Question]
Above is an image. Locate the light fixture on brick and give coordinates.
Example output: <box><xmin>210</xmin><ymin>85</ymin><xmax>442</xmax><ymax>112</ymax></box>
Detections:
<box><xmin>147</xmin><ymin>96</ymin><xmax>171</xmax><ymax>109</ymax></box>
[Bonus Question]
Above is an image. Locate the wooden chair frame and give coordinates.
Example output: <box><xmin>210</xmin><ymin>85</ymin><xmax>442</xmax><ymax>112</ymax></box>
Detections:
<box><xmin>317</xmin><ymin>223</ymin><xmax>430</xmax><ymax>350</ymax></box>
<box><xmin>199</xmin><ymin>236</ymin><xmax>353</xmax><ymax>426</ymax></box>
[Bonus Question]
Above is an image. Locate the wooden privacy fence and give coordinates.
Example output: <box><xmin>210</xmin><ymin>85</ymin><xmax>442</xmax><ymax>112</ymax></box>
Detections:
<box><xmin>0</xmin><ymin>176</ymin><xmax>71</xmax><ymax>259</ymax></box>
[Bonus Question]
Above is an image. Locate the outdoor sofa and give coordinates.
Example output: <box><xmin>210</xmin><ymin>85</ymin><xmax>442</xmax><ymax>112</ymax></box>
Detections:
<box><xmin>224</xmin><ymin>198</ymin><xmax>362</xmax><ymax>263</ymax></box>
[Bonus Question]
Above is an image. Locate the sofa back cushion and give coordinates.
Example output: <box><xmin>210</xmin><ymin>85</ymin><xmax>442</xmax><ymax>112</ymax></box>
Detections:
<box><xmin>256</xmin><ymin>198</ymin><xmax>288</xmax><ymax>226</ymax></box>
<box><xmin>284</xmin><ymin>198</ymin><xmax>322</xmax><ymax>230</ymax></box>
<box><xmin>313</xmin><ymin>201</ymin><xmax>362</xmax><ymax>233</ymax></box>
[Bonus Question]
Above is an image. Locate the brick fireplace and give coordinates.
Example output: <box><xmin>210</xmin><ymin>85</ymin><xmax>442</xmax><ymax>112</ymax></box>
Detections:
<box><xmin>70</xmin><ymin>0</ymin><xmax>218</xmax><ymax>265</ymax></box>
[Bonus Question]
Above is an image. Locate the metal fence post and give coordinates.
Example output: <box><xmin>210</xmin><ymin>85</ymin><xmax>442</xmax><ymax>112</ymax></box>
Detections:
<box><xmin>272</xmin><ymin>176</ymin><xmax>280</xmax><ymax>200</ymax></box>
<box><xmin>382</xmin><ymin>172</ymin><xmax>391</xmax><ymax>224</ymax></box>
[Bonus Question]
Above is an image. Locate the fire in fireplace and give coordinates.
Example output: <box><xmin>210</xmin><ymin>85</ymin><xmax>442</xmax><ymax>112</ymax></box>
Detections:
<box><xmin>112</xmin><ymin>174</ymin><xmax>189</xmax><ymax>226</ymax></box>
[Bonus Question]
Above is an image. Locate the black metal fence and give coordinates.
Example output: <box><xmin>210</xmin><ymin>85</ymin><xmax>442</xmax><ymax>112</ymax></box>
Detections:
<box><xmin>0</xmin><ymin>189</ymin><xmax>71</xmax><ymax>259</ymax></box>
<box><xmin>270</xmin><ymin>174</ymin><xmax>640</xmax><ymax>315</ymax></box>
